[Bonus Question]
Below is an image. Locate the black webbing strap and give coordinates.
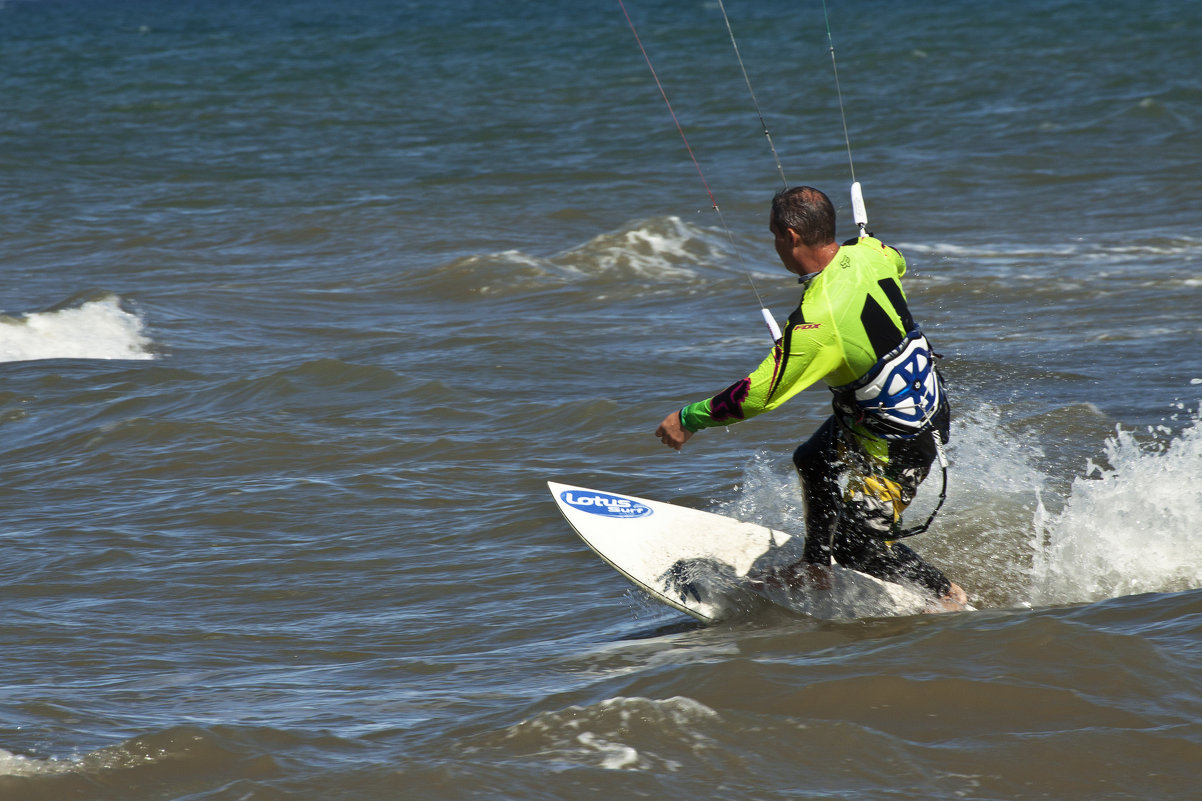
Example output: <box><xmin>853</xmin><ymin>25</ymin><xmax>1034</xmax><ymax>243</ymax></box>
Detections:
<box><xmin>888</xmin><ymin>431</ymin><xmax>949</xmax><ymax>540</ymax></box>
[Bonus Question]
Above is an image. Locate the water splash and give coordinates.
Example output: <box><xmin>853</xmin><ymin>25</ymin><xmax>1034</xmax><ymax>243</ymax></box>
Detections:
<box><xmin>1030</xmin><ymin>406</ymin><xmax>1202</xmax><ymax>606</ymax></box>
<box><xmin>0</xmin><ymin>294</ymin><xmax>155</xmax><ymax>363</ymax></box>
<box><xmin>721</xmin><ymin>402</ymin><xmax>1202</xmax><ymax>611</ymax></box>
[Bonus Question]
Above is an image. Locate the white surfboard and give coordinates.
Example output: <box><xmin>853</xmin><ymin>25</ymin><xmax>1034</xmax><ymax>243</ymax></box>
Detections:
<box><xmin>549</xmin><ymin>481</ymin><xmax>933</xmax><ymax>624</ymax></box>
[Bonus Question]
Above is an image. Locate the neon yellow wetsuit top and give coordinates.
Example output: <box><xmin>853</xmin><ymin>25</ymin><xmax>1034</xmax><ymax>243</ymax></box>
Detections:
<box><xmin>679</xmin><ymin>236</ymin><xmax>929</xmax><ymax>460</ymax></box>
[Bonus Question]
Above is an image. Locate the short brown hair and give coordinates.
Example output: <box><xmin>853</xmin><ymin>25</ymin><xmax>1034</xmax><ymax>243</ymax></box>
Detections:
<box><xmin>771</xmin><ymin>186</ymin><xmax>836</xmax><ymax>247</ymax></box>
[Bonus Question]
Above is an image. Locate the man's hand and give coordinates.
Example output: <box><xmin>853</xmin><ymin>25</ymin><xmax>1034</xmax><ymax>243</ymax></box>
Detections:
<box><xmin>655</xmin><ymin>411</ymin><xmax>694</xmax><ymax>451</ymax></box>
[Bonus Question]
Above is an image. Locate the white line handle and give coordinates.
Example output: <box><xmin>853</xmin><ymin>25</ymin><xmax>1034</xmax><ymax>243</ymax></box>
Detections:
<box><xmin>851</xmin><ymin>181</ymin><xmax>869</xmax><ymax>238</ymax></box>
<box><xmin>761</xmin><ymin>307</ymin><xmax>782</xmax><ymax>343</ymax></box>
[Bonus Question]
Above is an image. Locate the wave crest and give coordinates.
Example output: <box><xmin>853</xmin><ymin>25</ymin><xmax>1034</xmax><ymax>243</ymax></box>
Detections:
<box><xmin>0</xmin><ymin>294</ymin><xmax>156</xmax><ymax>364</ymax></box>
<box><xmin>414</xmin><ymin>217</ymin><xmax>749</xmax><ymax>299</ymax></box>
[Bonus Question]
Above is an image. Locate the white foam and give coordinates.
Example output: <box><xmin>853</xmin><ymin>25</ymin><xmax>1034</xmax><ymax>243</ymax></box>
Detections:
<box><xmin>900</xmin><ymin>235</ymin><xmax>1202</xmax><ymax>267</ymax></box>
<box><xmin>0</xmin><ymin>295</ymin><xmax>155</xmax><ymax>363</ymax></box>
<box><xmin>0</xmin><ymin>737</ymin><xmax>180</xmax><ymax>778</ymax></box>
<box><xmin>565</xmin><ymin>216</ymin><xmax>750</xmax><ymax>282</ymax></box>
<box><xmin>0</xmin><ymin>747</ymin><xmax>99</xmax><ymax>778</ymax></box>
<box><xmin>898</xmin><ymin>241</ymin><xmax>1081</xmax><ymax>261</ymax></box>
<box><xmin>0</xmin><ymin>748</ymin><xmax>56</xmax><ymax>777</ymax></box>
<box><xmin>1030</xmin><ymin>407</ymin><xmax>1202</xmax><ymax>606</ymax></box>
<box><xmin>722</xmin><ymin>401</ymin><xmax>1202</xmax><ymax>610</ymax></box>
<box><xmin>576</xmin><ymin>732</ymin><xmax>641</xmax><ymax>770</ymax></box>
<box><xmin>503</xmin><ymin>695</ymin><xmax>719</xmax><ymax>771</ymax></box>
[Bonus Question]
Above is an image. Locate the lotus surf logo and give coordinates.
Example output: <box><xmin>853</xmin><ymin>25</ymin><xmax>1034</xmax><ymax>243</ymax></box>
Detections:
<box><xmin>560</xmin><ymin>490</ymin><xmax>653</xmax><ymax>519</ymax></box>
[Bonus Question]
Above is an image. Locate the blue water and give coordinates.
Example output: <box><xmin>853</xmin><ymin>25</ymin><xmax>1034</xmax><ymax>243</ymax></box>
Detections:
<box><xmin>2</xmin><ymin>1</ymin><xmax>1201</xmax><ymax>798</ymax></box>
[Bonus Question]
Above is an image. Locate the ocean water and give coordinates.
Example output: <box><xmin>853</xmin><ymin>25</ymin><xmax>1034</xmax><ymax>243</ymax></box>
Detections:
<box><xmin>2</xmin><ymin>0</ymin><xmax>1201</xmax><ymax>799</ymax></box>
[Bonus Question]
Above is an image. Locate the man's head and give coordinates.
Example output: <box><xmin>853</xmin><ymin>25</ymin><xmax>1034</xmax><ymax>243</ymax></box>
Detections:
<box><xmin>769</xmin><ymin>186</ymin><xmax>837</xmax><ymax>276</ymax></box>
<box><xmin>770</xmin><ymin>186</ymin><xmax>836</xmax><ymax>247</ymax></box>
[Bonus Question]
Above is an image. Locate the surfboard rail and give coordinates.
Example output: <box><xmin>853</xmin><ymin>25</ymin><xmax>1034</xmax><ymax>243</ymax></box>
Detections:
<box><xmin>548</xmin><ymin>481</ymin><xmax>936</xmax><ymax>623</ymax></box>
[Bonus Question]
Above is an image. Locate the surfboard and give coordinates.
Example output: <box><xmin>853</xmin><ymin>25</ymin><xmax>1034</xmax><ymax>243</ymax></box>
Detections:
<box><xmin>548</xmin><ymin>481</ymin><xmax>934</xmax><ymax>624</ymax></box>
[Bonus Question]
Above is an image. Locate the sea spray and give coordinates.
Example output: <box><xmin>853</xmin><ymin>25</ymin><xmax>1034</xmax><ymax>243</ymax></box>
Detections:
<box><xmin>717</xmin><ymin>403</ymin><xmax>1202</xmax><ymax>611</ymax></box>
<box><xmin>1030</xmin><ymin>407</ymin><xmax>1202</xmax><ymax>606</ymax></box>
<box><xmin>719</xmin><ymin>405</ymin><xmax>1050</xmax><ymax>608</ymax></box>
<box><xmin>0</xmin><ymin>295</ymin><xmax>155</xmax><ymax>363</ymax></box>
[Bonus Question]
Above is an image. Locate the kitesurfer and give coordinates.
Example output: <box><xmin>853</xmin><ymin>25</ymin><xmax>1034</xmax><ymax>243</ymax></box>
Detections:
<box><xmin>655</xmin><ymin>185</ymin><xmax>968</xmax><ymax>610</ymax></box>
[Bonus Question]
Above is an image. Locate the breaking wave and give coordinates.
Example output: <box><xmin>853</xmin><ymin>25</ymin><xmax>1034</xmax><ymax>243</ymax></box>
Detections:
<box><xmin>0</xmin><ymin>294</ymin><xmax>156</xmax><ymax>363</ymax></box>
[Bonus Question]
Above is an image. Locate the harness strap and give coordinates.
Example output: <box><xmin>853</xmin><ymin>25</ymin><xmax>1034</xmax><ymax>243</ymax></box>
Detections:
<box><xmin>831</xmin><ymin>329</ymin><xmax>943</xmax><ymax>440</ymax></box>
<box><xmin>888</xmin><ymin>430</ymin><xmax>948</xmax><ymax>540</ymax></box>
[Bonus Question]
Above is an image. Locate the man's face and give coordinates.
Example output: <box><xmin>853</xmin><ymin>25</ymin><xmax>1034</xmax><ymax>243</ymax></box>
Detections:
<box><xmin>769</xmin><ymin>216</ymin><xmax>801</xmax><ymax>276</ymax></box>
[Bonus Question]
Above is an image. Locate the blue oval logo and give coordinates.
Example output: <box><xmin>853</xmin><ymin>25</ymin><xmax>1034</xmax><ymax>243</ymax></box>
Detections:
<box><xmin>561</xmin><ymin>490</ymin><xmax>653</xmax><ymax>519</ymax></box>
